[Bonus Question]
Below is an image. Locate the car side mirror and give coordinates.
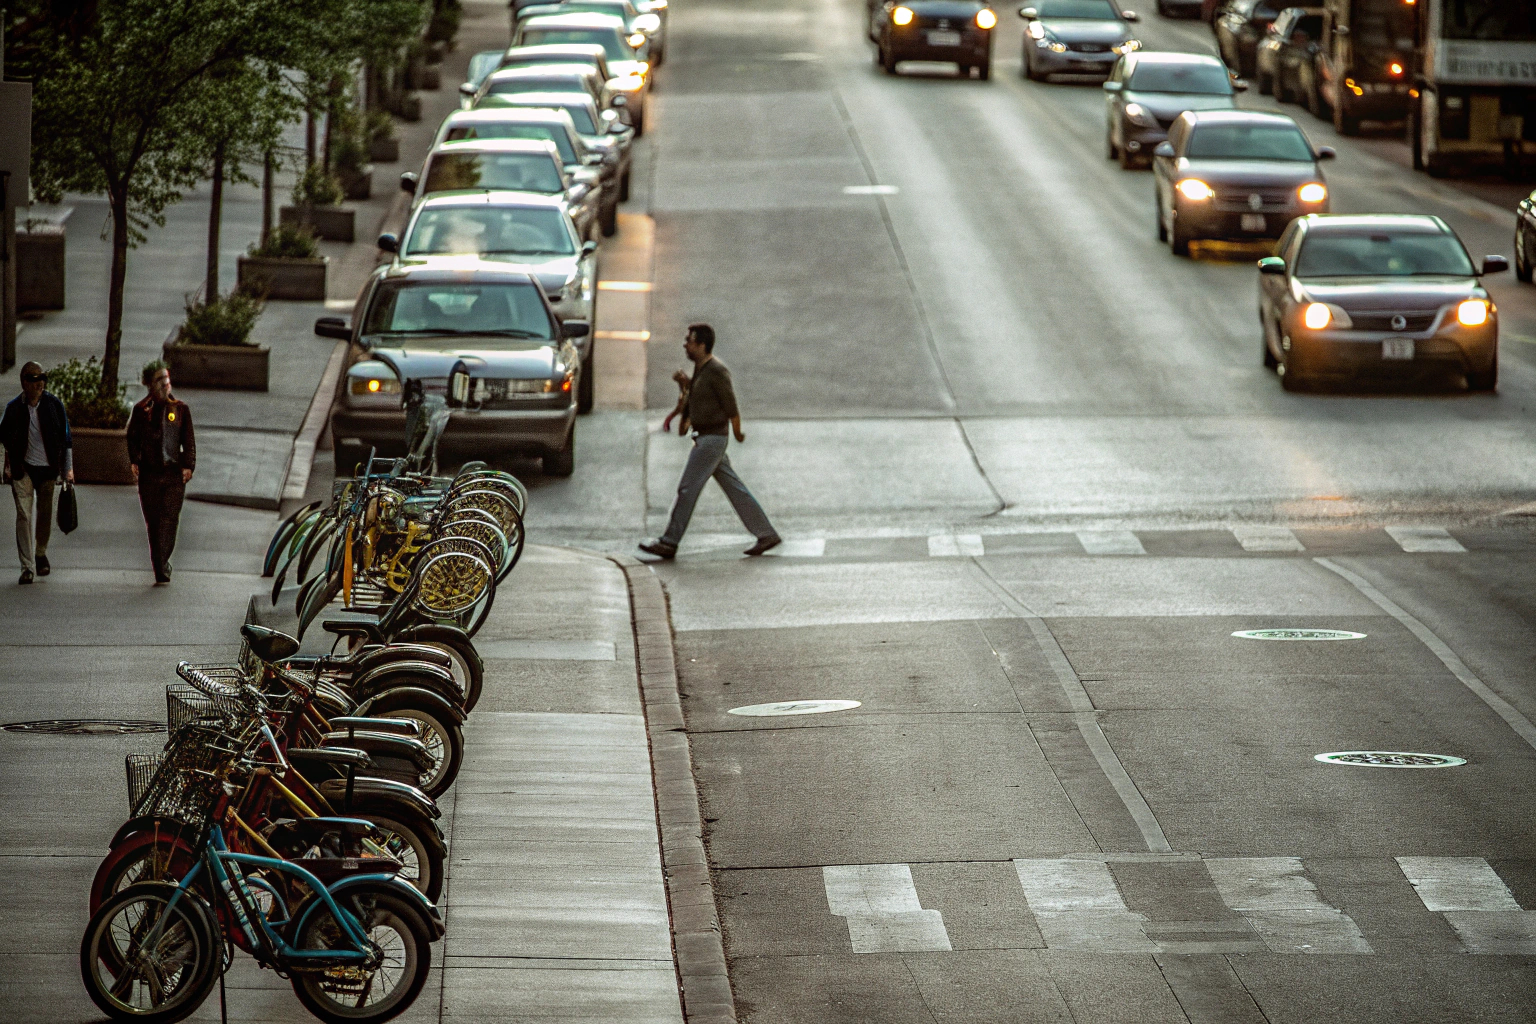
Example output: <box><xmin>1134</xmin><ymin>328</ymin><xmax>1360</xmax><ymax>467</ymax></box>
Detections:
<box><xmin>1481</xmin><ymin>256</ymin><xmax>1510</xmax><ymax>275</ymax></box>
<box><xmin>1153</xmin><ymin>141</ymin><xmax>1175</xmax><ymax>158</ymax></box>
<box><xmin>1232</xmin><ymin>78</ymin><xmax>1249</xmax><ymax>91</ymax></box>
<box><xmin>1257</xmin><ymin>256</ymin><xmax>1287</xmax><ymax>275</ymax></box>
<box><xmin>377</xmin><ymin>232</ymin><xmax>399</xmax><ymax>253</ymax></box>
<box><xmin>581</xmin><ymin>240</ymin><xmax>598</xmax><ymax>257</ymax></box>
<box><xmin>400</xmin><ymin>171</ymin><xmax>418</xmax><ymax>194</ymax></box>
<box><xmin>1018</xmin><ymin>6</ymin><xmax>1037</xmax><ymax>18</ymax></box>
<box><xmin>459</xmin><ymin>82</ymin><xmax>477</xmax><ymax>97</ymax></box>
<box><xmin>568</xmin><ymin>182</ymin><xmax>590</xmax><ymax>202</ymax></box>
<box><xmin>561</xmin><ymin>319</ymin><xmax>591</xmax><ymax>339</ymax></box>
<box><xmin>1103</xmin><ymin>81</ymin><xmax>1123</xmax><ymax>92</ymax></box>
<box><xmin>1315</xmin><ymin>146</ymin><xmax>1336</xmax><ymax>159</ymax></box>
<box><xmin>314</xmin><ymin>316</ymin><xmax>352</xmax><ymax>340</ymax></box>
<box><xmin>1122</xmin><ymin>10</ymin><xmax>1138</xmax><ymax>21</ymax></box>
<box><xmin>610</xmin><ymin>94</ymin><xmax>628</xmax><ymax>108</ymax></box>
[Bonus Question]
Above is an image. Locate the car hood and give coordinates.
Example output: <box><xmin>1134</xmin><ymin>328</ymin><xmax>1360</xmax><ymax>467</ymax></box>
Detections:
<box><xmin>364</xmin><ymin>345</ymin><xmax>561</xmax><ymax>379</ymax></box>
<box><xmin>1176</xmin><ymin>158</ymin><xmax>1321</xmax><ymax>187</ymax></box>
<box><xmin>399</xmin><ymin>254</ymin><xmax>579</xmax><ymax>295</ymax></box>
<box><xmin>1297</xmin><ymin>277</ymin><xmax>1484</xmax><ymax>312</ymax></box>
<box><xmin>1124</xmin><ymin>91</ymin><xmax>1235</xmax><ymax>119</ymax></box>
<box><xmin>1041</xmin><ymin>19</ymin><xmax>1131</xmax><ymax>43</ymax></box>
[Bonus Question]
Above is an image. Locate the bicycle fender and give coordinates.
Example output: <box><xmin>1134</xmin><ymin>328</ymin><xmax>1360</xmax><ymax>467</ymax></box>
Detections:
<box><xmin>108</xmin><ymin>815</ymin><xmax>201</xmax><ymax>850</ymax></box>
<box><xmin>352</xmin><ymin>644</ymin><xmax>453</xmax><ymax>675</ymax></box>
<box><xmin>323</xmin><ymin>775</ymin><xmax>443</xmax><ymax>821</ymax></box>
<box><xmin>293</xmin><ymin>874</ymin><xmax>445</xmax><ymax>941</ymax></box>
<box><xmin>354</xmin><ymin>682</ymin><xmax>466</xmax><ymax>723</ymax></box>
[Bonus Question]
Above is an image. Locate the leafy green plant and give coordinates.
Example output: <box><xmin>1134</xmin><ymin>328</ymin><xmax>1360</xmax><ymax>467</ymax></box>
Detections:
<box><xmin>46</xmin><ymin>357</ymin><xmax>130</xmax><ymax>429</ymax></box>
<box><xmin>365</xmin><ymin>109</ymin><xmax>397</xmax><ymax>143</ymax></box>
<box><xmin>176</xmin><ymin>290</ymin><xmax>264</xmax><ymax>347</ymax></box>
<box><xmin>425</xmin><ymin>1</ymin><xmax>461</xmax><ymax>44</ymax></box>
<box><xmin>248</xmin><ymin>222</ymin><xmax>319</xmax><ymax>259</ymax></box>
<box><xmin>332</xmin><ymin>114</ymin><xmax>370</xmax><ymax>174</ymax></box>
<box><xmin>293</xmin><ymin>163</ymin><xmax>344</xmax><ymax>208</ymax></box>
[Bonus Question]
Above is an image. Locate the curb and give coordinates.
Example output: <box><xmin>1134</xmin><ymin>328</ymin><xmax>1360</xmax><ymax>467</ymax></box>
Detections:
<box><xmin>612</xmin><ymin>554</ymin><xmax>737</xmax><ymax>1024</ymax></box>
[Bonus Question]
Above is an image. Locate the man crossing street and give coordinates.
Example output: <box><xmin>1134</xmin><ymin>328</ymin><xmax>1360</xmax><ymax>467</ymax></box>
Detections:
<box><xmin>126</xmin><ymin>362</ymin><xmax>196</xmax><ymax>584</ymax></box>
<box><xmin>1</xmin><ymin>362</ymin><xmax>74</xmax><ymax>584</ymax></box>
<box><xmin>641</xmin><ymin>324</ymin><xmax>780</xmax><ymax>560</ymax></box>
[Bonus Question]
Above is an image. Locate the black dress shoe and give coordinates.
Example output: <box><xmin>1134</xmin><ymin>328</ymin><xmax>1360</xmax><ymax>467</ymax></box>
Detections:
<box><xmin>638</xmin><ymin>539</ymin><xmax>677</xmax><ymax>560</ymax></box>
<box><xmin>18</xmin><ymin>569</ymin><xmax>33</xmax><ymax>585</ymax></box>
<box><xmin>35</xmin><ymin>555</ymin><xmax>49</xmax><ymax>576</ymax></box>
<box><xmin>744</xmin><ymin>535</ymin><xmax>782</xmax><ymax>556</ymax></box>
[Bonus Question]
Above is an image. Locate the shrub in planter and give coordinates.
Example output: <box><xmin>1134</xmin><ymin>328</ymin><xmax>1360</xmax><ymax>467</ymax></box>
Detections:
<box><xmin>425</xmin><ymin>2</ymin><xmax>462</xmax><ymax>45</ymax></box>
<box><xmin>47</xmin><ymin>357</ymin><xmax>133</xmax><ymax>483</ymax></box>
<box><xmin>238</xmin><ymin>224</ymin><xmax>328</xmax><ymax>301</ymax></box>
<box><xmin>367</xmin><ymin>110</ymin><xmax>400</xmax><ymax>163</ymax></box>
<box><xmin>333</xmin><ymin>126</ymin><xmax>374</xmax><ymax>201</ymax></box>
<box><xmin>166</xmin><ymin>292</ymin><xmax>271</xmax><ymax>390</ymax></box>
<box><xmin>281</xmin><ymin>165</ymin><xmax>354</xmax><ymax>242</ymax></box>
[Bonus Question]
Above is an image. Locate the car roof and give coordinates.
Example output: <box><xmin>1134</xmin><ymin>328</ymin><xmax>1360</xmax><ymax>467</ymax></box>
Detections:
<box><xmin>430</xmin><ymin>138</ymin><xmax>563</xmax><ymax>158</ymax></box>
<box><xmin>520</xmin><ymin>12</ymin><xmax>626</xmax><ymax>29</ymax></box>
<box><xmin>482</xmin><ymin>91</ymin><xmax>600</xmax><ymax>113</ymax></box>
<box><xmin>1128</xmin><ymin>51</ymin><xmax>1226</xmax><ymax>67</ymax></box>
<box><xmin>486</xmin><ymin>63</ymin><xmax>598</xmax><ymax>81</ymax></box>
<box><xmin>443</xmin><ymin>108</ymin><xmax>579</xmax><ymax>128</ymax></box>
<box><xmin>502</xmin><ymin>43</ymin><xmax>608</xmax><ymax>61</ymax></box>
<box><xmin>381</xmin><ymin>261</ymin><xmax>545</xmax><ymax>284</ymax></box>
<box><xmin>416</xmin><ymin>191</ymin><xmax>569</xmax><ymax>212</ymax></box>
<box><xmin>1298</xmin><ymin>214</ymin><xmax>1452</xmax><ymax>236</ymax></box>
<box><xmin>1186</xmin><ymin>109</ymin><xmax>1303</xmax><ymax>127</ymax></box>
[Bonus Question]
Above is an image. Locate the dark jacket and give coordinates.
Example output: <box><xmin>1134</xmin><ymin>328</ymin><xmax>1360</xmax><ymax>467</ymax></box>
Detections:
<box><xmin>1</xmin><ymin>392</ymin><xmax>72</xmax><ymax>476</ymax></box>
<box><xmin>684</xmin><ymin>357</ymin><xmax>739</xmax><ymax>436</ymax></box>
<box><xmin>126</xmin><ymin>396</ymin><xmax>196</xmax><ymax>472</ymax></box>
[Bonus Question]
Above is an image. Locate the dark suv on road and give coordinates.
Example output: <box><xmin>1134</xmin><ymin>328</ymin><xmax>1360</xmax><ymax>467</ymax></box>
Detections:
<box><xmin>872</xmin><ymin>0</ymin><xmax>998</xmax><ymax>79</ymax></box>
<box><xmin>1105</xmin><ymin>51</ymin><xmax>1237</xmax><ymax>169</ymax></box>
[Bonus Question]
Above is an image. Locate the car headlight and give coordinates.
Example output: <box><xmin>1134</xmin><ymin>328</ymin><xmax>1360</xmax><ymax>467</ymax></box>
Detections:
<box><xmin>1303</xmin><ymin>302</ymin><xmax>1332</xmax><ymax>330</ymax></box>
<box><xmin>1457</xmin><ymin>298</ymin><xmax>1490</xmax><ymax>326</ymax></box>
<box><xmin>975</xmin><ymin>8</ymin><xmax>997</xmax><ymax>29</ymax></box>
<box><xmin>1177</xmin><ymin>178</ymin><xmax>1214</xmax><ymax>201</ymax></box>
<box><xmin>892</xmin><ymin>5</ymin><xmax>913</xmax><ymax>24</ymax></box>
<box><xmin>1048</xmin><ymin>41</ymin><xmax>1067</xmax><ymax>52</ymax></box>
<box><xmin>1124</xmin><ymin>102</ymin><xmax>1157</xmax><ymax>128</ymax></box>
<box><xmin>627</xmin><ymin>32</ymin><xmax>647</xmax><ymax>47</ymax></box>
<box><xmin>350</xmin><ymin>376</ymin><xmax>402</xmax><ymax>396</ymax></box>
<box><xmin>635</xmin><ymin>13</ymin><xmax>661</xmax><ymax>31</ymax></box>
<box><xmin>1112</xmin><ymin>39</ymin><xmax>1140</xmax><ymax>54</ymax></box>
<box><xmin>1027</xmin><ymin>20</ymin><xmax>1045</xmax><ymax>39</ymax></box>
<box><xmin>1298</xmin><ymin>182</ymin><xmax>1327</xmax><ymax>203</ymax></box>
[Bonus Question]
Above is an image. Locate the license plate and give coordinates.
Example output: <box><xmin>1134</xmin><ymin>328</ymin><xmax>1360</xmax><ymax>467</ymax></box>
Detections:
<box><xmin>927</xmin><ymin>30</ymin><xmax>961</xmax><ymax>46</ymax></box>
<box><xmin>1382</xmin><ymin>338</ymin><xmax>1415</xmax><ymax>360</ymax></box>
<box><xmin>1240</xmin><ymin>213</ymin><xmax>1267</xmax><ymax>232</ymax></box>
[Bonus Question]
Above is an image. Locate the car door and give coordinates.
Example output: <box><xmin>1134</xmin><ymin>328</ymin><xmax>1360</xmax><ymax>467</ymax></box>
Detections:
<box><xmin>1153</xmin><ymin>116</ymin><xmax>1187</xmax><ymax>222</ymax></box>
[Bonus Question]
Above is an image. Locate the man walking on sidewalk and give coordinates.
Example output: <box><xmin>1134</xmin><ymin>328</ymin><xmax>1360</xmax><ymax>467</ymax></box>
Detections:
<box><xmin>127</xmin><ymin>362</ymin><xmax>196</xmax><ymax>584</ymax></box>
<box><xmin>1</xmin><ymin>362</ymin><xmax>74</xmax><ymax>585</ymax></box>
<box><xmin>641</xmin><ymin>324</ymin><xmax>781</xmax><ymax>560</ymax></box>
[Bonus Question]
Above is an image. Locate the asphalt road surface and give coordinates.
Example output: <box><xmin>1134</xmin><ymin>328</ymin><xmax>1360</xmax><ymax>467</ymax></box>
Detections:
<box><xmin>546</xmin><ymin>0</ymin><xmax>1536</xmax><ymax>1020</ymax></box>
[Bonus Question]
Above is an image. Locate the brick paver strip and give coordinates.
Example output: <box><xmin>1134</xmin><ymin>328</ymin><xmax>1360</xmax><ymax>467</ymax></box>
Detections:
<box><xmin>614</xmin><ymin>555</ymin><xmax>738</xmax><ymax>1024</ymax></box>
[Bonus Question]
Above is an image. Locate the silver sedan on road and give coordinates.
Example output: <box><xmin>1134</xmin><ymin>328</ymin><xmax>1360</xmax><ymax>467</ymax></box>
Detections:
<box><xmin>1020</xmin><ymin>0</ymin><xmax>1141</xmax><ymax>82</ymax></box>
<box><xmin>401</xmin><ymin>138</ymin><xmax>604</xmax><ymax>241</ymax></box>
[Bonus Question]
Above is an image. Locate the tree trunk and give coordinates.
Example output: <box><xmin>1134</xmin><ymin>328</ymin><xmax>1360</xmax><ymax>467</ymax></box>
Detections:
<box><xmin>305</xmin><ymin>104</ymin><xmax>317</xmax><ymax>168</ymax></box>
<box><xmin>261</xmin><ymin>150</ymin><xmax>273</xmax><ymax>247</ymax></box>
<box><xmin>102</xmin><ymin>187</ymin><xmax>131</xmax><ymax>397</ymax></box>
<box><xmin>205</xmin><ymin>139</ymin><xmax>225</xmax><ymax>302</ymax></box>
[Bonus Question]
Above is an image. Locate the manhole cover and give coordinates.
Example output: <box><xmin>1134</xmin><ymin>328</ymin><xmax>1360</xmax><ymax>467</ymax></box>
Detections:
<box><xmin>1314</xmin><ymin>751</ymin><xmax>1467</xmax><ymax>768</ymax></box>
<box><xmin>1</xmin><ymin>719</ymin><xmax>165</xmax><ymax>735</ymax></box>
<box><xmin>727</xmin><ymin>700</ymin><xmax>861</xmax><ymax>717</ymax></box>
<box><xmin>1232</xmin><ymin>629</ymin><xmax>1367</xmax><ymax>641</ymax></box>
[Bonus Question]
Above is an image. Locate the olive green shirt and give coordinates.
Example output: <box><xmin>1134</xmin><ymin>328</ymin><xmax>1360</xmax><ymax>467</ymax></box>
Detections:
<box><xmin>685</xmin><ymin>357</ymin><xmax>738</xmax><ymax>436</ymax></box>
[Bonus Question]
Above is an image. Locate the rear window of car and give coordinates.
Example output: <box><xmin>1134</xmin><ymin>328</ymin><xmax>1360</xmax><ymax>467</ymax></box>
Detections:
<box><xmin>445</xmin><ymin>124</ymin><xmax>578</xmax><ymax>164</ymax></box>
<box><xmin>467</xmin><ymin>50</ymin><xmax>504</xmax><ymax>88</ymax></box>
<box><xmin>1185</xmin><ymin>123</ymin><xmax>1313</xmax><ymax>160</ymax></box>
<box><xmin>1295</xmin><ymin>232</ymin><xmax>1476</xmax><ymax>277</ymax></box>
<box><xmin>364</xmin><ymin>281</ymin><xmax>556</xmax><ymax>340</ymax></box>
<box><xmin>488</xmin><ymin>74</ymin><xmax>591</xmax><ymax>98</ymax></box>
<box><xmin>424</xmin><ymin>152</ymin><xmax>565</xmax><ymax>195</ymax></box>
<box><xmin>1037</xmin><ymin>0</ymin><xmax>1119</xmax><ymax>17</ymax></box>
<box><xmin>1127</xmin><ymin>61</ymin><xmax>1233</xmax><ymax>94</ymax></box>
<box><xmin>520</xmin><ymin>27</ymin><xmax>633</xmax><ymax>62</ymax></box>
<box><xmin>405</xmin><ymin>206</ymin><xmax>577</xmax><ymax>257</ymax></box>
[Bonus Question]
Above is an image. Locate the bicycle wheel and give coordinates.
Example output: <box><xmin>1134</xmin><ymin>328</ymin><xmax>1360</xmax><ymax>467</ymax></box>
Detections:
<box><xmin>290</xmin><ymin>889</ymin><xmax>433</xmax><ymax>1024</ymax></box>
<box><xmin>351</xmin><ymin>811</ymin><xmax>444</xmax><ymax>903</ymax></box>
<box><xmin>80</xmin><ymin>882</ymin><xmax>219</xmax><ymax>1023</ymax></box>
<box><xmin>90</xmin><ymin>830</ymin><xmax>200</xmax><ymax>915</ymax></box>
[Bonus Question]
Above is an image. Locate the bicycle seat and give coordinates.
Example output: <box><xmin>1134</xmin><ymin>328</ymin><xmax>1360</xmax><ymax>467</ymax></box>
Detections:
<box><xmin>242</xmin><ymin>623</ymin><xmax>301</xmax><ymax>662</ymax></box>
<box><xmin>323</xmin><ymin>619</ymin><xmax>383</xmax><ymax>644</ymax></box>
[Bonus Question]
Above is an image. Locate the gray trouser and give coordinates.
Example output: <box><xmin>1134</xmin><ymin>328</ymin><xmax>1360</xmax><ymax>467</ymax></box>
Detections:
<box><xmin>662</xmin><ymin>433</ymin><xmax>775</xmax><ymax>546</ymax></box>
<box><xmin>12</xmin><ymin>469</ymin><xmax>55</xmax><ymax>573</ymax></box>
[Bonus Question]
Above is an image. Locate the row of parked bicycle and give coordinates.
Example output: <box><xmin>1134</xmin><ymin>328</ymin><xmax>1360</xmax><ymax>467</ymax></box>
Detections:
<box><xmin>79</xmin><ymin>377</ymin><xmax>526</xmax><ymax>1022</ymax></box>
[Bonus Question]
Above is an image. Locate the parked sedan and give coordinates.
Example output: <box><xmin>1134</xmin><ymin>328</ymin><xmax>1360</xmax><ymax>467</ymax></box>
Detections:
<box><xmin>1213</xmin><ymin>0</ymin><xmax>1282</xmax><ymax>78</ymax></box>
<box><xmin>1153</xmin><ymin>109</ymin><xmax>1332</xmax><ymax>254</ymax></box>
<box><xmin>1516</xmin><ymin>187</ymin><xmax>1536</xmax><ymax>283</ymax></box>
<box><xmin>402</xmin><ymin>138</ymin><xmax>603</xmax><ymax>240</ymax></box>
<box><xmin>1257</xmin><ymin>214</ymin><xmax>1507</xmax><ymax>391</ymax></box>
<box><xmin>512</xmin><ymin>13</ymin><xmax>650</xmax><ymax>132</ymax></box>
<box><xmin>874</xmin><ymin>0</ymin><xmax>998</xmax><ymax>79</ymax></box>
<box><xmin>477</xmin><ymin>91</ymin><xmax>634</xmax><ymax>205</ymax></box>
<box><xmin>516</xmin><ymin>0</ymin><xmax>665</xmax><ymax>65</ymax></box>
<box><xmin>1253</xmin><ymin>6</ymin><xmax>1320</xmax><ymax>101</ymax></box>
<box><xmin>320</xmin><ymin>262</ymin><xmax>588</xmax><ymax>476</ymax></box>
<box><xmin>460</xmin><ymin>44</ymin><xmax>615</xmax><ymax>105</ymax></box>
<box><xmin>1104</xmin><ymin>51</ymin><xmax>1237</xmax><ymax>169</ymax></box>
<box><xmin>1019</xmin><ymin>0</ymin><xmax>1140</xmax><ymax>83</ymax></box>
<box><xmin>468</xmin><ymin>64</ymin><xmax>609</xmax><ymax>112</ymax></box>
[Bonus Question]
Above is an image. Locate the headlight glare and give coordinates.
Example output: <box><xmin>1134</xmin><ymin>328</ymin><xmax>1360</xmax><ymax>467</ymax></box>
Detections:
<box><xmin>1303</xmin><ymin>302</ymin><xmax>1332</xmax><ymax>330</ymax></box>
<box><xmin>1457</xmin><ymin>299</ymin><xmax>1490</xmax><ymax>326</ymax></box>
<box><xmin>1113</xmin><ymin>39</ymin><xmax>1140</xmax><ymax>54</ymax></box>
<box><xmin>892</xmin><ymin>5</ymin><xmax>914</xmax><ymax>24</ymax></box>
<box><xmin>1177</xmin><ymin>178</ymin><xmax>1214</xmax><ymax>202</ymax></box>
<box><xmin>627</xmin><ymin>32</ymin><xmax>647</xmax><ymax>46</ymax></box>
<box><xmin>1124</xmin><ymin>102</ymin><xmax>1156</xmax><ymax>127</ymax></box>
<box><xmin>1048</xmin><ymin>41</ymin><xmax>1067</xmax><ymax>52</ymax></box>
<box><xmin>1027</xmin><ymin>20</ymin><xmax>1045</xmax><ymax>38</ymax></box>
<box><xmin>976</xmin><ymin>8</ymin><xmax>997</xmax><ymax>28</ymax></box>
<box><xmin>1298</xmin><ymin>182</ymin><xmax>1327</xmax><ymax>203</ymax></box>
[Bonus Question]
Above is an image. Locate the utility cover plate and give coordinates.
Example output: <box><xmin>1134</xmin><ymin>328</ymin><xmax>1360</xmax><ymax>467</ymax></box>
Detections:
<box><xmin>1315</xmin><ymin>751</ymin><xmax>1466</xmax><ymax>768</ymax></box>
<box><xmin>1232</xmin><ymin>629</ymin><xmax>1366</xmax><ymax>641</ymax></box>
<box><xmin>2</xmin><ymin>719</ymin><xmax>165</xmax><ymax>735</ymax></box>
<box><xmin>728</xmin><ymin>700</ymin><xmax>861</xmax><ymax>717</ymax></box>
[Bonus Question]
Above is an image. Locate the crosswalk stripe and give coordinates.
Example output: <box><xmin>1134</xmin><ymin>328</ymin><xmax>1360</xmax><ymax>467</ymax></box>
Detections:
<box><xmin>1204</xmin><ymin>858</ymin><xmax>1372</xmax><ymax>954</ymax></box>
<box><xmin>763</xmin><ymin>538</ymin><xmax>825</xmax><ymax>557</ymax></box>
<box><xmin>1385</xmin><ymin>526</ymin><xmax>1467</xmax><ymax>553</ymax></box>
<box><xmin>1014</xmin><ymin>859</ymin><xmax>1158</xmax><ymax>952</ymax></box>
<box><xmin>823</xmin><ymin>864</ymin><xmax>952</xmax><ymax>953</ymax></box>
<box><xmin>1076</xmin><ymin>530</ymin><xmax>1146</xmax><ymax>555</ymax></box>
<box><xmin>1232</xmin><ymin>526</ymin><xmax>1305</xmax><ymax>552</ymax></box>
<box><xmin>1395</xmin><ymin>857</ymin><xmax>1523</xmax><ymax>911</ymax></box>
<box><xmin>928</xmin><ymin>534</ymin><xmax>984</xmax><ymax>557</ymax></box>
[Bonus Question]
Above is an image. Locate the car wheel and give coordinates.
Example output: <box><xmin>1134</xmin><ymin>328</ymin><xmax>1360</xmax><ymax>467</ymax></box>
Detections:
<box><xmin>601</xmin><ymin>201</ymin><xmax>617</xmax><ymax>237</ymax></box>
<box><xmin>1023</xmin><ymin>49</ymin><xmax>1040</xmax><ymax>80</ymax></box>
<box><xmin>619</xmin><ymin>168</ymin><xmax>631</xmax><ymax>202</ymax></box>
<box><xmin>1262</xmin><ymin>314</ymin><xmax>1279</xmax><ymax>370</ymax></box>
<box><xmin>976</xmin><ymin>57</ymin><xmax>990</xmax><ymax>81</ymax></box>
<box><xmin>1119</xmin><ymin>143</ymin><xmax>1137</xmax><ymax>170</ymax></box>
<box><xmin>1107</xmin><ymin>132</ymin><xmax>1119</xmax><ymax>159</ymax></box>
<box><xmin>578</xmin><ymin>346</ymin><xmax>595</xmax><ymax>414</ymax></box>
<box><xmin>958</xmin><ymin>63</ymin><xmax>971</xmax><ymax>77</ymax></box>
<box><xmin>1467</xmin><ymin>363</ymin><xmax>1498</xmax><ymax>391</ymax></box>
<box><xmin>1333</xmin><ymin>94</ymin><xmax>1359</xmax><ymax>135</ymax></box>
<box><xmin>1156</xmin><ymin>193</ymin><xmax>1168</xmax><ymax>242</ymax></box>
<box><xmin>1170</xmin><ymin>216</ymin><xmax>1191</xmax><ymax>256</ymax></box>
<box><xmin>883</xmin><ymin>45</ymin><xmax>898</xmax><ymax>74</ymax></box>
<box><xmin>1516</xmin><ymin>225</ymin><xmax>1532</xmax><ymax>283</ymax></box>
<box><xmin>1256</xmin><ymin>70</ymin><xmax>1272</xmax><ymax>96</ymax></box>
<box><xmin>1278</xmin><ymin>360</ymin><xmax>1305</xmax><ymax>391</ymax></box>
<box><xmin>544</xmin><ymin>430</ymin><xmax>575</xmax><ymax>477</ymax></box>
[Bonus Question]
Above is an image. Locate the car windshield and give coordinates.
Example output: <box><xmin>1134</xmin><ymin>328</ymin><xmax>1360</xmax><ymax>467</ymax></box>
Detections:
<box><xmin>488</xmin><ymin>75</ymin><xmax>592</xmax><ymax>98</ymax></box>
<box><xmin>364</xmin><ymin>281</ymin><xmax>556</xmax><ymax>340</ymax></box>
<box><xmin>1127</xmin><ymin>61</ymin><xmax>1233</xmax><ymax>94</ymax></box>
<box><xmin>1037</xmin><ymin>0</ymin><xmax>1119</xmax><ymax>18</ymax></box>
<box><xmin>423</xmin><ymin>152</ymin><xmax>564</xmax><ymax>195</ymax></box>
<box><xmin>467</xmin><ymin>50</ymin><xmax>504</xmax><ymax>88</ymax></box>
<box><xmin>520</xmin><ymin>27</ymin><xmax>634</xmax><ymax>61</ymax></box>
<box><xmin>553</xmin><ymin>2</ymin><xmax>635</xmax><ymax>19</ymax></box>
<box><xmin>405</xmin><ymin>207</ymin><xmax>577</xmax><ymax>257</ymax></box>
<box><xmin>1295</xmin><ymin>232</ymin><xmax>1476</xmax><ymax>277</ymax></box>
<box><xmin>1185</xmin><ymin>124</ymin><xmax>1313</xmax><ymax>160</ymax></box>
<box><xmin>445</xmin><ymin>123</ymin><xmax>578</xmax><ymax>164</ymax></box>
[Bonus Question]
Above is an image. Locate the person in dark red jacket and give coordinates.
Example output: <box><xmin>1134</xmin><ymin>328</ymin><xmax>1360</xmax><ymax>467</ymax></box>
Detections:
<box><xmin>125</xmin><ymin>361</ymin><xmax>195</xmax><ymax>584</ymax></box>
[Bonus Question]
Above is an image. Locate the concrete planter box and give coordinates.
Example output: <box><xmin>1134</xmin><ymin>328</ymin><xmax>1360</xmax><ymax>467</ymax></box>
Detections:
<box><xmin>338</xmin><ymin>165</ymin><xmax>374</xmax><ymax>201</ymax></box>
<box><xmin>419</xmin><ymin>66</ymin><xmax>441</xmax><ymax>91</ymax></box>
<box><xmin>72</xmin><ymin>426</ymin><xmax>134</xmax><ymax>484</ymax></box>
<box><xmin>279</xmin><ymin>205</ymin><xmax>354</xmax><ymax>243</ymax></box>
<box><xmin>398</xmin><ymin>95</ymin><xmax>422</xmax><ymax>123</ymax></box>
<box><xmin>17</xmin><ymin>228</ymin><xmax>66</xmax><ymax>310</ymax></box>
<box><xmin>370</xmin><ymin>137</ymin><xmax>400</xmax><ymax>163</ymax></box>
<box><xmin>163</xmin><ymin>337</ymin><xmax>270</xmax><ymax>391</ymax></box>
<box><xmin>237</xmin><ymin>255</ymin><xmax>328</xmax><ymax>301</ymax></box>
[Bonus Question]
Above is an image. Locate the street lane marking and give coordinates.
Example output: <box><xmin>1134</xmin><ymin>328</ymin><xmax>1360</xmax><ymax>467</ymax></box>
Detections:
<box><xmin>823</xmin><ymin>864</ymin><xmax>952</xmax><ymax>953</ymax></box>
<box><xmin>1013</xmin><ymin>859</ymin><xmax>1158</xmax><ymax>951</ymax></box>
<box><xmin>928</xmin><ymin>534</ymin><xmax>984</xmax><ymax>557</ymax></box>
<box><xmin>596</xmin><ymin>280</ymin><xmax>652</xmax><ymax>291</ymax></box>
<box><xmin>1232</xmin><ymin>526</ymin><xmax>1305</xmax><ymax>552</ymax></box>
<box><xmin>1315</xmin><ymin>558</ymin><xmax>1536</xmax><ymax>753</ymax></box>
<box><xmin>843</xmin><ymin>184</ymin><xmax>900</xmax><ymax>195</ymax></box>
<box><xmin>1385</xmin><ymin>526</ymin><xmax>1467</xmax><ymax>553</ymax></box>
<box><xmin>1440</xmin><ymin>912</ymin><xmax>1536</xmax><ymax>954</ymax></box>
<box><xmin>1076</xmin><ymin>530</ymin><xmax>1146</xmax><ymax>555</ymax></box>
<box><xmin>1205</xmin><ymin>858</ymin><xmax>1372</xmax><ymax>954</ymax></box>
<box><xmin>764</xmin><ymin>538</ymin><xmax>825</xmax><ymax>557</ymax></box>
<box><xmin>1396</xmin><ymin>857</ymin><xmax>1522</xmax><ymax>911</ymax></box>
